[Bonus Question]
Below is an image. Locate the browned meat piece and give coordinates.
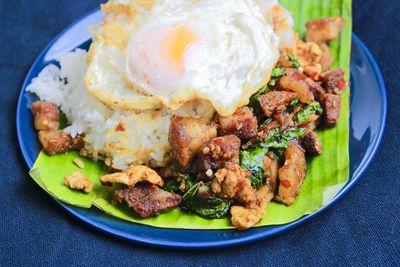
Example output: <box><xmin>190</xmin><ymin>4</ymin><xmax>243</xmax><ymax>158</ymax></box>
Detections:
<box><xmin>320</xmin><ymin>93</ymin><xmax>341</xmax><ymax>127</ymax></box>
<box><xmin>114</xmin><ymin>183</ymin><xmax>181</xmax><ymax>218</ymax></box>
<box><xmin>264</xmin><ymin>154</ymin><xmax>279</xmax><ymax>192</ymax></box>
<box><xmin>301</xmin><ymin>131</ymin><xmax>323</xmax><ymax>156</ymax></box>
<box><xmin>306</xmin><ymin>16</ymin><xmax>346</xmax><ymax>43</ymax></box>
<box><xmin>305</xmin><ymin>78</ymin><xmax>325</xmax><ymax>101</ymax></box>
<box><xmin>259</xmin><ymin>91</ymin><xmax>298</xmax><ymax>117</ymax></box>
<box><xmin>216</xmin><ymin>107</ymin><xmax>258</xmax><ymax>141</ymax></box>
<box><xmin>31</xmin><ymin>101</ymin><xmax>60</xmax><ymax>131</ymax></box>
<box><xmin>277</xmin><ymin>69</ymin><xmax>314</xmax><ymax>104</ymax></box>
<box><xmin>275</xmin><ymin>143</ymin><xmax>306</xmax><ymax>205</ymax></box>
<box><xmin>319</xmin><ymin>43</ymin><xmax>334</xmax><ymax>71</ymax></box>
<box><xmin>168</xmin><ymin>115</ymin><xmax>217</xmax><ymax>168</ymax></box>
<box><xmin>38</xmin><ymin>130</ymin><xmax>84</xmax><ymax>155</ymax></box>
<box><xmin>211</xmin><ymin>163</ymin><xmax>256</xmax><ymax>205</ymax></box>
<box><xmin>196</xmin><ymin>135</ymin><xmax>241</xmax><ymax>181</ymax></box>
<box><xmin>230</xmin><ymin>185</ymin><xmax>274</xmax><ymax>230</ymax></box>
<box><xmin>320</xmin><ymin>69</ymin><xmax>346</xmax><ymax>94</ymax></box>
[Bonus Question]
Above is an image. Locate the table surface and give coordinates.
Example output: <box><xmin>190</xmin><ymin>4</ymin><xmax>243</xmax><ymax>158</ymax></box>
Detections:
<box><xmin>1</xmin><ymin>0</ymin><xmax>399</xmax><ymax>266</ymax></box>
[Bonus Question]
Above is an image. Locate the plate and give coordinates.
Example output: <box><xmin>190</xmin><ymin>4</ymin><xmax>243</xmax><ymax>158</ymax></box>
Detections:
<box><xmin>16</xmin><ymin>9</ymin><xmax>387</xmax><ymax>249</ymax></box>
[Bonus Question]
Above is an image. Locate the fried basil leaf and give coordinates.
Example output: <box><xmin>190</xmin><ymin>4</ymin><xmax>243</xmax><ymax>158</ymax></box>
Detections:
<box><xmin>240</xmin><ymin>146</ymin><xmax>268</xmax><ymax>188</ymax></box>
<box><xmin>295</xmin><ymin>102</ymin><xmax>323</xmax><ymax>124</ymax></box>
<box><xmin>288</xmin><ymin>54</ymin><xmax>300</xmax><ymax>69</ymax></box>
<box><xmin>181</xmin><ymin>183</ymin><xmax>232</xmax><ymax>219</ymax></box>
<box><xmin>269</xmin><ymin>67</ymin><xmax>285</xmax><ymax>86</ymax></box>
<box><xmin>163</xmin><ymin>174</ymin><xmax>194</xmax><ymax>194</ymax></box>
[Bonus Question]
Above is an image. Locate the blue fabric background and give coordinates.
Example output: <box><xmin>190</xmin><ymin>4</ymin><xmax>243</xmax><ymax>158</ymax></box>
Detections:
<box><xmin>1</xmin><ymin>0</ymin><xmax>399</xmax><ymax>266</ymax></box>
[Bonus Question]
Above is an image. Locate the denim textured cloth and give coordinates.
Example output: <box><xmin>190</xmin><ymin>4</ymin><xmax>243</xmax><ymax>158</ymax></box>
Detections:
<box><xmin>0</xmin><ymin>0</ymin><xmax>399</xmax><ymax>266</ymax></box>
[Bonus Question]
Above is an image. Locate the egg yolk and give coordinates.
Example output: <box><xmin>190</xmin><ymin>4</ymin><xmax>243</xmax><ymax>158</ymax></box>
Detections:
<box><xmin>161</xmin><ymin>24</ymin><xmax>198</xmax><ymax>74</ymax></box>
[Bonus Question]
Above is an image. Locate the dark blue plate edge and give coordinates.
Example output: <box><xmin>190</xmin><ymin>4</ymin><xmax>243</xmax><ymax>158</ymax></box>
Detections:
<box><xmin>15</xmin><ymin>7</ymin><xmax>387</xmax><ymax>249</ymax></box>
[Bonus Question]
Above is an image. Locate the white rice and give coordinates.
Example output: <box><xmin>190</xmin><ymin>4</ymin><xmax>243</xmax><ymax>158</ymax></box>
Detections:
<box><xmin>26</xmin><ymin>49</ymin><xmax>214</xmax><ymax>170</ymax></box>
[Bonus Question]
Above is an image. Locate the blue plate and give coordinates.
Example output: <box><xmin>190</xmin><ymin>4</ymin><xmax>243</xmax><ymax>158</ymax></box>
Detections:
<box><xmin>16</xmin><ymin>9</ymin><xmax>387</xmax><ymax>249</ymax></box>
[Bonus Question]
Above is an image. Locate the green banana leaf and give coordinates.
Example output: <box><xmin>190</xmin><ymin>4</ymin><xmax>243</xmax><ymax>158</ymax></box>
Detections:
<box><xmin>29</xmin><ymin>0</ymin><xmax>352</xmax><ymax>229</ymax></box>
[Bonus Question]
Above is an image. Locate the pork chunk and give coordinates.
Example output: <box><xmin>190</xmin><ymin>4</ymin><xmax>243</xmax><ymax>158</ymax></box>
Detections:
<box><xmin>301</xmin><ymin>131</ymin><xmax>323</xmax><ymax>156</ymax></box>
<box><xmin>276</xmin><ymin>69</ymin><xmax>314</xmax><ymax>104</ymax></box>
<box><xmin>211</xmin><ymin>163</ymin><xmax>256</xmax><ymax>204</ymax></box>
<box><xmin>259</xmin><ymin>91</ymin><xmax>299</xmax><ymax>117</ymax></box>
<box><xmin>216</xmin><ymin>107</ymin><xmax>258</xmax><ymax>141</ymax></box>
<box><xmin>305</xmin><ymin>78</ymin><xmax>325</xmax><ymax>101</ymax></box>
<box><xmin>306</xmin><ymin>16</ymin><xmax>346</xmax><ymax>43</ymax></box>
<box><xmin>263</xmin><ymin>154</ymin><xmax>279</xmax><ymax>192</ymax></box>
<box><xmin>320</xmin><ymin>69</ymin><xmax>346</xmax><ymax>94</ymax></box>
<box><xmin>230</xmin><ymin>185</ymin><xmax>274</xmax><ymax>230</ymax></box>
<box><xmin>31</xmin><ymin>101</ymin><xmax>60</xmax><ymax>131</ymax></box>
<box><xmin>275</xmin><ymin>143</ymin><xmax>306</xmax><ymax>205</ymax></box>
<box><xmin>38</xmin><ymin>130</ymin><xmax>84</xmax><ymax>155</ymax></box>
<box><xmin>168</xmin><ymin>115</ymin><xmax>217</xmax><ymax>168</ymax></box>
<box><xmin>196</xmin><ymin>135</ymin><xmax>241</xmax><ymax>181</ymax></box>
<box><xmin>114</xmin><ymin>183</ymin><xmax>181</xmax><ymax>218</ymax></box>
<box><xmin>320</xmin><ymin>93</ymin><xmax>341</xmax><ymax>127</ymax></box>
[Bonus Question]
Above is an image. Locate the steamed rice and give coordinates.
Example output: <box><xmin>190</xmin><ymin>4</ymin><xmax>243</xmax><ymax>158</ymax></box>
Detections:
<box><xmin>26</xmin><ymin>49</ymin><xmax>214</xmax><ymax>170</ymax></box>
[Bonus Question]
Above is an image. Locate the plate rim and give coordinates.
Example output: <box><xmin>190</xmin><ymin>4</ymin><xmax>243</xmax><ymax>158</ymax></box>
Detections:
<box><xmin>16</xmin><ymin>8</ymin><xmax>387</xmax><ymax>249</ymax></box>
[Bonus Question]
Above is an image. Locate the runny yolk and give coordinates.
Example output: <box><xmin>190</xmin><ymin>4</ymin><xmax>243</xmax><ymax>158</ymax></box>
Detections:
<box><xmin>162</xmin><ymin>24</ymin><xmax>198</xmax><ymax>74</ymax></box>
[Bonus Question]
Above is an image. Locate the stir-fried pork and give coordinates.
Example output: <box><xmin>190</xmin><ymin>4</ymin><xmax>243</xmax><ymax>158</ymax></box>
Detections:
<box><xmin>259</xmin><ymin>91</ymin><xmax>299</xmax><ymax>117</ymax></box>
<box><xmin>264</xmin><ymin>154</ymin><xmax>279</xmax><ymax>192</ymax></box>
<box><xmin>230</xmin><ymin>185</ymin><xmax>274</xmax><ymax>230</ymax></box>
<box><xmin>31</xmin><ymin>101</ymin><xmax>60</xmax><ymax>131</ymax></box>
<box><xmin>196</xmin><ymin>135</ymin><xmax>241</xmax><ymax>181</ymax></box>
<box><xmin>31</xmin><ymin>101</ymin><xmax>85</xmax><ymax>155</ymax></box>
<box><xmin>320</xmin><ymin>93</ymin><xmax>341</xmax><ymax>127</ymax></box>
<box><xmin>306</xmin><ymin>16</ymin><xmax>346</xmax><ymax>43</ymax></box>
<box><xmin>211</xmin><ymin>163</ymin><xmax>256</xmax><ymax>204</ymax></box>
<box><xmin>169</xmin><ymin>115</ymin><xmax>217</xmax><ymax>168</ymax></box>
<box><xmin>38</xmin><ymin>131</ymin><xmax>84</xmax><ymax>155</ymax></box>
<box><xmin>216</xmin><ymin>107</ymin><xmax>258</xmax><ymax>141</ymax></box>
<box><xmin>301</xmin><ymin>131</ymin><xmax>323</xmax><ymax>156</ymax></box>
<box><xmin>320</xmin><ymin>69</ymin><xmax>346</xmax><ymax>94</ymax></box>
<box><xmin>305</xmin><ymin>78</ymin><xmax>325</xmax><ymax>101</ymax></box>
<box><xmin>277</xmin><ymin>69</ymin><xmax>314</xmax><ymax>104</ymax></box>
<box><xmin>114</xmin><ymin>183</ymin><xmax>181</xmax><ymax>218</ymax></box>
<box><xmin>275</xmin><ymin>143</ymin><xmax>306</xmax><ymax>205</ymax></box>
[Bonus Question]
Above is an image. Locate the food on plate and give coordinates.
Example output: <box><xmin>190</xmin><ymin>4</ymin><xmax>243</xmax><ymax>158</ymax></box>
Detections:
<box><xmin>169</xmin><ymin>115</ymin><xmax>217</xmax><ymax>168</ymax></box>
<box><xmin>100</xmin><ymin>164</ymin><xmax>164</xmax><ymax>187</ymax></box>
<box><xmin>26</xmin><ymin>0</ymin><xmax>348</xmax><ymax>230</ymax></box>
<box><xmin>31</xmin><ymin>101</ymin><xmax>85</xmax><ymax>155</ymax></box>
<box><xmin>305</xmin><ymin>17</ymin><xmax>346</xmax><ymax>43</ymax></box>
<box><xmin>64</xmin><ymin>171</ymin><xmax>93</xmax><ymax>193</ymax></box>
<box><xmin>114</xmin><ymin>183</ymin><xmax>181</xmax><ymax>218</ymax></box>
<box><xmin>73</xmin><ymin>158</ymin><xmax>85</xmax><ymax>169</ymax></box>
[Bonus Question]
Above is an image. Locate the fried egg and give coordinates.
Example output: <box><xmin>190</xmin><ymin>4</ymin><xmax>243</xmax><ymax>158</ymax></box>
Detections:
<box><xmin>86</xmin><ymin>0</ymin><xmax>280</xmax><ymax>116</ymax></box>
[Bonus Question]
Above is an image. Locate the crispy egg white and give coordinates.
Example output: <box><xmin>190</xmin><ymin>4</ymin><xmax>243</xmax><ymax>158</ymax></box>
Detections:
<box><xmin>86</xmin><ymin>0</ymin><xmax>280</xmax><ymax>116</ymax></box>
